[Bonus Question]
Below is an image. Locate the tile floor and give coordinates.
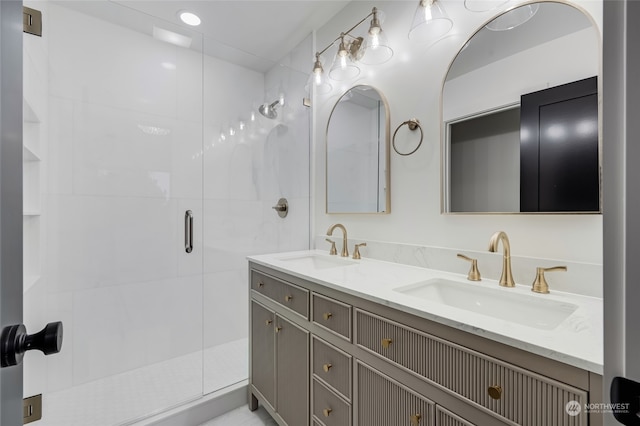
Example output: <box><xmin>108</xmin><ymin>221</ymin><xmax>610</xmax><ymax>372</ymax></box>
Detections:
<box><xmin>40</xmin><ymin>339</ymin><xmax>248</xmax><ymax>426</ymax></box>
<box><xmin>199</xmin><ymin>405</ymin><xmax>276</xmax><ymax>426</ymax></box>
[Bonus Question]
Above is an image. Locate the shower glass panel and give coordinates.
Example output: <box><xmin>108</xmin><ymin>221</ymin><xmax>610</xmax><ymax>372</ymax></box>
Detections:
<box><xmin>23</xmin><ymin>0</ymin><xmax>311</xmax><ymax>423</ymax></box>
<box><xmin>201</xmin><ymin>35</ymin><xmax>311</xmax><ymax>395</ymax></box>
<box><xmin>23</xmin><ymin>2</ymin><xmax>205</xmax><ymax>425</ymax></box>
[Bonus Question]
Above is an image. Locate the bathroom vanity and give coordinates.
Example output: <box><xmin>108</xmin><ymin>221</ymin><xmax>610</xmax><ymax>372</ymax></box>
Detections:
<box><xmin>247</xmin><ymin>251</ymin><xmax>603</xmax><ymax>426</ymax></box>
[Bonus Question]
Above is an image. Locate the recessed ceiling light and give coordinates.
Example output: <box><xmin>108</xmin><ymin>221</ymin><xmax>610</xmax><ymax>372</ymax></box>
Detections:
<box><xmin>179</xmin><ymin>11</ymin><xmax>201</xmax><ymax>26</ymax></box>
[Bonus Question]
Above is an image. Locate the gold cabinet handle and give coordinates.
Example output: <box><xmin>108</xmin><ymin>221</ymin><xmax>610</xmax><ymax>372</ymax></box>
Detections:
<box><xmin>381</xmin><ymin>338</ymin><xmax>393</xmax><ymax>349</ymax></box>
<box><xmin>410</xmin><ymin>413</ymin><xmax>422</xmax><ymax>425</ymax></box>
<box><xmin>323</xmin><ymin>363</ymin><xmax>332</xmax><ymax>373</ymax></box>
<box><xmin>323</xmin><ymin>408</ymin><xmax>332</xmax><ymax>417</ymax></box>
<box><xmin>284</xmin><ymin>295</ymin><xmax>293</xmax><ymax>302</ymax></box>
<box><xmin>488</xmin><ymin>385</ymin><xmax>502</xmax><ymax>400</ymax></box>
<box><xmin>275</xmin><ymin>326</ymin><xmax>282</xmax><ymax>333</ymax></box>
<box><xmin>323</xmin><ymin>312</ymin><xmax>332</xmax><ymax>320</ymax></box>
<box><xmin>265</xmin><ymin>319</ymin><xmax>272</xmax><ymax>326</ymax></box>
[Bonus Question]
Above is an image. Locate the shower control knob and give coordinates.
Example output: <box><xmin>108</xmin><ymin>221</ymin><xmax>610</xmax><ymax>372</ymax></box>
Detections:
<box><xmin>1</xmin><ymin>321</ymin><xmax>63</xmax><ymax>368</ymax></box>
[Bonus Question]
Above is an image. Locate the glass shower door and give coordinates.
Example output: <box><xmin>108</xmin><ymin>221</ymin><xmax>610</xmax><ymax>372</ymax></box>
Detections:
<box><xmin>22</xmin><ymin>2</ymin><xmax>205</xmax><ymax>425</ymax></box>
<box><xmin>201</xmin><ymin>35</ymin><xmax>311</xmax><ymax>395</ymax></box>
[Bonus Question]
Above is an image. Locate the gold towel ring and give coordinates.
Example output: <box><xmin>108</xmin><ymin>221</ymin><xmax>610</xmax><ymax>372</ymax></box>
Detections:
<box><xmin>392</xmin><ymin>119</ymin><xmax>423</xmax><ymax>156</ymax></box>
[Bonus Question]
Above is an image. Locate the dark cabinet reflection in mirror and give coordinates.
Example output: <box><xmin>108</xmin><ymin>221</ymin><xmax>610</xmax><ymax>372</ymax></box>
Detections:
<box><xmin>450</xmin><ymin>77</ymin><xmax>598</xmax><ymax>213</ymax></box>
<box><xmin>521</xmin><ymin>77</ymin><xmax>598</xmax><ymax>212</ymax></box>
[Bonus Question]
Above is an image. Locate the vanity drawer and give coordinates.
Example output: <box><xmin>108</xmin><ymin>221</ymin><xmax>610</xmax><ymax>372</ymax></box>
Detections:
<box><xmin>355</xmin><ymin>309</ymin><xmax>587</xmax><ymax>426</ymax></box>
<box><xmin>251</xmin><ymin>271</ymin><xmax>309</xmax><ymax>318</ymax></box>
<box><xmin>357</xmin><ymin>361</ymin><xmax>434</xmax><ymax>426</ymax></box>
<box><xmin>312</xmin><ymin>336</ymin><xmax>352</xmax><ymax>401</ymax></box>
<box><xmin>436</xmin><ymin>406</ymin><xmax>476</xmax><ymax>426</ymax></box>
<box><xmin>313</xmin><ymin>379</ymin><xmax>351</xmax><ymax>426</ymax></box>
<box><xmin>312</xmin><ymin>293</ymin><xmax>351</xmax><ymax>340</ymax></box>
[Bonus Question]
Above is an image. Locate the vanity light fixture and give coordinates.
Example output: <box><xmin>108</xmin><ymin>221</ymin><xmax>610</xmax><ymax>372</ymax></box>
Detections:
<box><xmin>408</xmin><ymin>0</ymin><xmax>453</xmax><ymax>44</ymax></box>
<box><xmin>329</xmin><ymin>34</ymin><xmax>361</xmax><ymax>81</ymax></box>
<box><xmin>178</xmin><ymin>11</ymin><xmax>201</xmax><ymax>27</ymax></box>
<box><xmin>312</xmin><ymin>7</ymin><xmax>393</xmax><ymax>88</ymax></box>
<box><xmin>361</xmin><ymin>8</ymin><xmax>394</xmax><ymax>65</ymax></box>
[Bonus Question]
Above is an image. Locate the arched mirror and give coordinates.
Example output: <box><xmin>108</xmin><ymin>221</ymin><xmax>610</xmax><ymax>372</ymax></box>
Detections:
<box><xmin>442</xmin><ymin>2</ymin><xmax>600</xmax><ymax>213</ymax></box>
<box><xmin>326</xmin><ymin>85</ymin><xmax>390</xmax><ymax>213</ymax></box>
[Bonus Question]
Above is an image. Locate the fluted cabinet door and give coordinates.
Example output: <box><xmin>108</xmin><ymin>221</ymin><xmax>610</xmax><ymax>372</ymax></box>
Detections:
<box><xmin>357</xmin><ymin>362</ymin><xmax>434</xmax><ymax>426</ymax></box>
<box><xmin>251</xmin><ymin>301</ymin><xmax>276</xmax><ymax>409</ymax></box>
<box><xmin>276</xmin><ymin>315</ymin><xmax>309</xmax><ymax>426</ymax></box>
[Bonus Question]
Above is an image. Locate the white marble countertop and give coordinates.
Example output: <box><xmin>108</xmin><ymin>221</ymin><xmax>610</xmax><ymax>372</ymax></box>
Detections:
<box><xmin>248</xmin><ymin>249</ymin><xmax>603</xmax><ymax>374</ymax></box>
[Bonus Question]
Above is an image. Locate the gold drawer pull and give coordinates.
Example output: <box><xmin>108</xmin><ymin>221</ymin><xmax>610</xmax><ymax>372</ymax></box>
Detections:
<box><xmin>323</xmin><ymin>408</ymin><xmax>332</xmax><ymax>417</ymax></box>
<box><xmin>284</xmin><ymin>295</ymin><xmax>293</xmax><ymax>302</ymax></box>
<box><xmin>323</xmin><ymin>312</ymin><xmax>333</xmax><ymax>320</ymax></box>
<box><xmin>275</xmin><ymin>326</ymin><xmax>282</xmax><ymax>333</ymax></box>
<box><xmin>323</xmin><ymin>363</ymin><xmax>332</xmax><ymax>372</ymax></box>
<box><xmin>410</xmin><ymin>414</ymin><xmax>422</xmax><ymax>425</ymax></box>
<box><xmin>488</xmin><ymin>385</ymin><xmax>502</xmax><ymax>400</ymax></box>
<box><xmin>258</xmin><ymin>281</ymin><xmax>264</xmax><ymax>288</ymax></box>
<box><xmin>265</xmin><ymin>320</ymin><xmax>272</xmax><ymax>326</ymax></box>
<box><xmin>381</xmin><ymin>338</ymin><xmax>393</xmax><ymax>349</ymax></box>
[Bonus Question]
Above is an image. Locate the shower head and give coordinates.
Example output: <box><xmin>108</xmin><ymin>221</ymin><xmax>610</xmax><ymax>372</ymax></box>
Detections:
<box><xmin>259</xmin><ymin>98</ymin><xmax>284</xmax><ymax>119</ymax></box>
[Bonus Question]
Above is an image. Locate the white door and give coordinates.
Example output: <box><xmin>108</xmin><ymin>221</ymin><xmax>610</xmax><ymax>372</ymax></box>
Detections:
<box><xmin>603</xmin><ymin>1</ymin><xmax>640</xmax><ymax>425</ymax></box>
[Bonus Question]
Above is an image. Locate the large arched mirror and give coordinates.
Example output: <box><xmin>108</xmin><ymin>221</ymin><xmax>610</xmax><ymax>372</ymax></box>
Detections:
<box><xmin>442</xmin><ymin>2</ymin><xmax>600</xmax><ymax>213</ymax></box>
<box><xmin>326</xmin><ymin>85</ymin><xmax>390</xmax><ymax>213</ymax></box>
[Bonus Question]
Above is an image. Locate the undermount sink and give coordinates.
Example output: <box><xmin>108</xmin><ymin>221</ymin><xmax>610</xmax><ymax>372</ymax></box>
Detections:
<box><xmin>394</xmin><ymin>278</ymin><xmax>578</xmax><ymax>330</ymax></box>
<box><xmin>278</xmin><ymin>254</ymin><xmax>356</xmax><ymax>270</ymax></box>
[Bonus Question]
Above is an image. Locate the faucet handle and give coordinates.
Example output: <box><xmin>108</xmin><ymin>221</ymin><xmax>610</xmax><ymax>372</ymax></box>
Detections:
<box><xmin>353</xmin><ymin>243</ymin><xmax>367</xmax><ymax>260</ymax></box>
<box><xmin>531</xmin><ymin>266</ymin><xmax>567</xmax><ymax>294</ymax></box>
<box><xmin>325</xmin><ymin>238</ymin><xmax>337</xmax><ymax>256</ymax></box>
<box><xmin>457</xmin><ymin>254</ymin><xmax>482</xmax><ymax>281</ymax></box>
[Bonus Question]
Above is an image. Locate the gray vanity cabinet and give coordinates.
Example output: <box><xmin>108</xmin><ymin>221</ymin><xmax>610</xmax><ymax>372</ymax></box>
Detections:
<box><xmin>249</xmin><ymin>270</ymin><xmax>310</xmax><ymax>426</ymax></box>
<box><xmin>250</xmin><ymin>301</ymin><xmax>276</xmax><ymax>408</ymax></box>
<box><xmin>276</xmin><ymin>315</ymin><xmax>310</xmax><ymax>425</ymax></box>
<box><xmin>249</xmin><ymin>263</ymin><xmax>601</xmax><ymax>426</ymax></box>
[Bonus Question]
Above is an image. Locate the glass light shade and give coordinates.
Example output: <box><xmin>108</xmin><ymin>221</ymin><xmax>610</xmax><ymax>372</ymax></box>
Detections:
<box><xmin>329</xmin><ymin>46</ymin><xmax>360</xmax><ymax>81</ymax></box>
<box><xmin>464</xmin><ymin>0</ymin><xmax>510</xmax><ymax>12</ymax></box>
<box><xmin>304</xmin><ymin>73</ymin><xmax>332</xmax><ymax>96</ymax></box>
<box><xmin>485</xmin><ymin>3</ymin><xmax>539</xmax><ymax>31</ymax></box>
<box><xmin>408</xmin><ymin>0</ymin><xmax>453</xmax><ymax>44</ymax></box>
<box><xmin>361</xmin><ymin>30</ymin><xmax>393</xmax><ymax>65</ymax></box>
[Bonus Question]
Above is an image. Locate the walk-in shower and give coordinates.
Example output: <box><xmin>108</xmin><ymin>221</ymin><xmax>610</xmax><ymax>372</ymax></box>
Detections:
<box><xmin>21</xmin><ymin>1</ymin><xmax>310</xmax><ymax>425</ymax></box>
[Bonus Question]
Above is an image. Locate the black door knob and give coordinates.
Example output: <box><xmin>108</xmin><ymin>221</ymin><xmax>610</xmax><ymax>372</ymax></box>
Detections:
<box><xmin>1</xmin><ymin>321</ymin><xmax>63</xmax><ymax>368</ymax></box>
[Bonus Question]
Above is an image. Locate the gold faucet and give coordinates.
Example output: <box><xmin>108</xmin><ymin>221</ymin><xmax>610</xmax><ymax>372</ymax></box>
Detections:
<box><xmin>326</xmin><ymin>224</ymin><xmax>348</xmax><ymax>257</ymax></box>
<box><xmin>488</xmin><ymin>231</ymin><xmax>515</xmax><ymax>287</ymax></box>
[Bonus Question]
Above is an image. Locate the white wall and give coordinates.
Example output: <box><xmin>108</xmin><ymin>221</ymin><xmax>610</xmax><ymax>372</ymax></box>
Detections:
<box><xmin>313</xmin><ymin>0</ymin><xmax>603</xmax><ymax>273</ymax></box>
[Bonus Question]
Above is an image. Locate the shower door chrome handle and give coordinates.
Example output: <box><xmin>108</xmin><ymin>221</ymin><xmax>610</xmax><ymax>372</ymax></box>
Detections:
<box><xmin>185</xmin><ymin>210</ymin><xmax>193</xmax><ymax>253</ymax></box>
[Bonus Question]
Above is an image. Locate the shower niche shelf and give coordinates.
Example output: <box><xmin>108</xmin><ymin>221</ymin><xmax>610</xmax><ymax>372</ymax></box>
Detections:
<box><xmin>23</xmin><ymin>97</ymin><xmax>43</xmax><ymax>292</ymax></box>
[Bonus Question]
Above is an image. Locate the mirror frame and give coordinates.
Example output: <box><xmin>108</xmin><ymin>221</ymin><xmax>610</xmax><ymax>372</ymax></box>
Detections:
<box><xmin>326</xmin><ymin>84</ymin><xmax>391</xmax><ymax>214</ymax></box>
<box><xmin>439</xmin><ymin>0</ymin><xmax>602</xmax><ymax>215</ymax></box>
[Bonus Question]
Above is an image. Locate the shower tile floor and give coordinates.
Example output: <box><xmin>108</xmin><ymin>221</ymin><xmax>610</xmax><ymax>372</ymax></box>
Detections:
<box><xmin>39</xmin><ymin>339</ymin><xmax>248</xmax><ymax>426</ymax></box>
<box><xmin>200</xmin><ymin>406</ymin><xmax>276</xmax><ymax>426</ymax></box>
